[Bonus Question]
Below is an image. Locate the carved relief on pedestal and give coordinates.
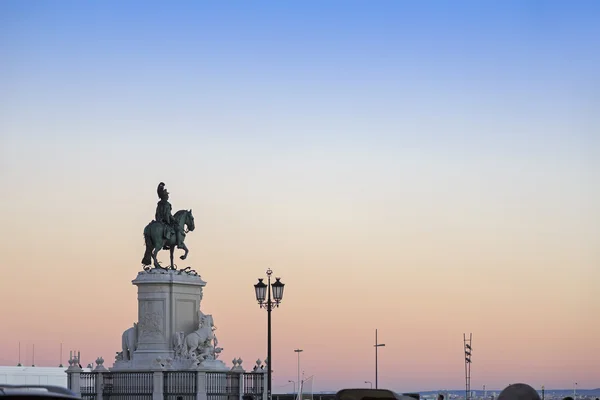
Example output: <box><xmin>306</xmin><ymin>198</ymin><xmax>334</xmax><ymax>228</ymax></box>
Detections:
<box><xmin>138</xmin><ymin>301</ymin><xmax>164</xmax><ymax>341</ymax></box>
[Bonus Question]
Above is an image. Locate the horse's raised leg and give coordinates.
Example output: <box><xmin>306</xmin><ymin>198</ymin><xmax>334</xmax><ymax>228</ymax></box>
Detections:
<box><xmin>179</xmin><ymin>243</ymin><xmax>189</xmax><ymax>260</ymax></box>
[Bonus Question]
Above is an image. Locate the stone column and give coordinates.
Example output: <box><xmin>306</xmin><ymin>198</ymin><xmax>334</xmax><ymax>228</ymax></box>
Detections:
<box><xmin>131</xmin><ymin>269</ymin><xmax>206</xmax><ymax>369</ymax></box>
<box><xmin>93</xmin><ymin>358</ymin><xmax>108</xmax><ymax>400</ymax></box>
<box><xmin>262</xmin><ymin>371</ymin><xmax>268</xmax><ymax>400</ymax></box>
<box><xmin>94</xmin><ymin>372</ymin><xmax>104</xmax><ymax>400</ymax></box>
<box><xmin>196</xmin><ymin>371</ymin><xmax>207</xmax><ymax>400</ymax></box>
<box><xmin>66</xmin><ymin>363</ymin><xmax>83</xmax><ymax>396</ymax></box>
<box><xmin>237</xmin><ymin>372</ymin><xmax>244</xmax><ymax>400</ymax></box>
<box><xmin>152</xmin><ymin>370</ymin><xmax>164</xmax><ymax>400</ymax></box>
<box><xmin>231</xmin><ymin>360</ymin><xmax>245</xmax><ymax>400</ymax></box>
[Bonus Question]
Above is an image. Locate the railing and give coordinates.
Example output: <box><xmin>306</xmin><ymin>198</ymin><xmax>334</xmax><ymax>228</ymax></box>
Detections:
<box><xmin>80</xmin><ymin>372</ymin><xmax>97</xmax><ymax>400</ymax></box>
<box><xmin>242</xmin><ymin>373</ymin><xmax>264</xmax><ymax>398</ymax></box>
<box><xmin>206</xmin><ymin>372</ymin><xmax>240</xmax><ymax>400</ymax></box>
<box><xmin>68</xmin><ymin>370</ymin><xmax>266</xmax><ymax>400</ymax></box>
<box><xmin>103</xmin><ymin>371</ymin><xmax>154</xmax><ymax>400</ymax></box>
<box><xmin>164</xmin><ymin>371</ymin><xmax>197</xmax><ymax>400</ymax></box>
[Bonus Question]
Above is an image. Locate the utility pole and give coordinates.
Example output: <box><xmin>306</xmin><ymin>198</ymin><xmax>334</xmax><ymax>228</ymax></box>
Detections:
<box><xmin>374</xmin><ymin>329</ymin><xmax>385</xmax><ymax>389</ymax></box>
<box><xmin>294</xmin><ymin>349</ymin><xmax>303</xmax><ymax>399</ymax></box>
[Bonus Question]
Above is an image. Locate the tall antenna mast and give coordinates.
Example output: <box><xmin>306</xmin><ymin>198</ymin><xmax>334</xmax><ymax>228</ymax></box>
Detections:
<box><xmin>18</xmin><ymin>342</ymin><xmax>22</xmax><ymax>366</ymax></box>
<box><xmin>464</xmin><ymin>333</ymin><xmax>473</xmax><ymax>400</ymax></box>
<box><xmin>59</xmin><ymin>343</ymin><xmax>63</xmax><ymax>367</ymax></box>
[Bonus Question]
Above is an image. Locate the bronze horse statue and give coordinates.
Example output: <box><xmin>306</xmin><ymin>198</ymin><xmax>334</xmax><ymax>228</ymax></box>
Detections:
<box><xmin>141</xmin><ymin>209</ymin><xmax>195</xmax><ymax>269</ymax></box>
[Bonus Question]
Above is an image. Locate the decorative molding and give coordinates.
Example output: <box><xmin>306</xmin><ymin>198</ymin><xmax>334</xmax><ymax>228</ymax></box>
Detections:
<box><xmin>139</xmin><ymin>285</ymin><xmax>171</xmax><ymax>294</ymax></box>
<box><xmin>133</xmin><ymin>269</ymin><xmax>207</xmax><ymax>287</ymax></box>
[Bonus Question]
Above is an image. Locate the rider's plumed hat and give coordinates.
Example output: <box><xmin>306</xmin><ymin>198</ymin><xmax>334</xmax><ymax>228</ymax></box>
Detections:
<box><xmin>157</xmin><ymin>182</ymin><xmax>169</xmax><ymax>199</ymax></box>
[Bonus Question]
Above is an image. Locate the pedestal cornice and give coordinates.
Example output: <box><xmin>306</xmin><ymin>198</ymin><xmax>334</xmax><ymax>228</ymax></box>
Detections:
<box><xmin>133</xmin><ymin>268</ymin><xmax>207</xmax><ymax>287</ymax></box>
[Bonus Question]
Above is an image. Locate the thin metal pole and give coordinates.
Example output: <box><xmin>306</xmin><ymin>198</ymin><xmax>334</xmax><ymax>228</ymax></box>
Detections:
<box><xmin>373</xmin><ymin>329</ymin><xmax>385</xmax><ymax>389</ymax></box>
<box><xmin>541</xmin><ymin>386</ymin><xmax>545</xmax><ymax>400</ymax></box>
<box><xmin>375</xmin><ymin>329</ymin><xmax>378</xmax><ymax>389</ymax></box>
<box><xmin>267</xmin><ymin>273</ymin><xmax>272</xmax><ymax>400</ymax></box>
<box><xmin>294</xmin><ymin>349</ymin><xmax>303</xmax><ymax>399</ymax></box>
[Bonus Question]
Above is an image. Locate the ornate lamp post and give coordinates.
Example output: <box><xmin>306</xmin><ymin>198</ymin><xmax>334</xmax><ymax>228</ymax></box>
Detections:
<box><xmin>254</xmin><ymin>269</ymin><xmax>285</xmax><ymax>400</ymax></box>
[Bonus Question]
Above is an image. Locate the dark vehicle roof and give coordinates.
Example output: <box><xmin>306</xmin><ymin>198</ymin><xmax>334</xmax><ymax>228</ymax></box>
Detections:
<box><xmin>0</xmin><ymin>385</ymin><xmax>80</xmax><ymax>399</ymax></box>
<box><xmin>335</xmin><ymin>389</ymin><xmax>417</xmax><ymax>400</ymax></box>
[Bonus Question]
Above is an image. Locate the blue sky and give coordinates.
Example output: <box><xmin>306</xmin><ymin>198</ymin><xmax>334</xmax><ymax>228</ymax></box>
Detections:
<box><xmin>2</xmin><ymin>0</ymin><xmax>598</xmax><ymax>213</ymax></box>
<box><xmin>2</xmin><ymin>1</ymin><xmax>598</xmax><ymax>150</ymax></box>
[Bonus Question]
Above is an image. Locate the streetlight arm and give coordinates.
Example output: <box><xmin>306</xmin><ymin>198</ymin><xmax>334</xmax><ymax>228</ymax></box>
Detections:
<box><xmin>259</xmin><ymin>300</ymin><xmax>281</xmax><ymax>311</ymax></box>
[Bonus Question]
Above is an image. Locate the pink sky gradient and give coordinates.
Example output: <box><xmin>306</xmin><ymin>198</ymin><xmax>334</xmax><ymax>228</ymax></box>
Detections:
<box><xmin>0</xmin><ymin>146</ymin><xmax>598</xmax><ymax>391</ymax></box>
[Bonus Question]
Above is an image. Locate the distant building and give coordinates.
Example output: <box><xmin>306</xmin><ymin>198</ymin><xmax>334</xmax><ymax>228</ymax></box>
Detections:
<box><xmin>0</xmin><ymin>366</ymin><xmax>92</xmax><ymax>387</ymax></box>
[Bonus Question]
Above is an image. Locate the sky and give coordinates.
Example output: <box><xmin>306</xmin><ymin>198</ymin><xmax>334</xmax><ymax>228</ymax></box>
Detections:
<box><xmin>0</xmin><ymin>0</ymin><xmax>599</xmax><ymax>393</ymax></box>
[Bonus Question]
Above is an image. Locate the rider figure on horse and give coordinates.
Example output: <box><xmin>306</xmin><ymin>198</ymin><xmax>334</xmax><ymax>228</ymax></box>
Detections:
<box><xmin>155</xmin><ymin>182</ymin><xmax>185</xmax><ymax>249</ymax></box>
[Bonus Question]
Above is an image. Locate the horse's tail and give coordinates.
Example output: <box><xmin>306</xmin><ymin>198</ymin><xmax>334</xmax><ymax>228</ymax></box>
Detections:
<box><xmin>141</xmin><ymin>223</ymin><xmax>153</xmax><ymax>266</ymax></box>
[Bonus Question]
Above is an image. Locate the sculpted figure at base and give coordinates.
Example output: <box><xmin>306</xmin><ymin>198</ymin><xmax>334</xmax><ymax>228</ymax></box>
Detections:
<box><xmin>184</xmin><ymin>314</ymin><xmax>215</xmax><ymax>361</ymax></box>
<box><xmin>141</xmin><ymin>182</ymin><xmax>196</xmax><ymax>269</ymax></box>
<box><xmin>173</xmin><ymin>312</ymin><xmax>222</xmax><ymax>364</ymax></box>
<box><xmin>120</xmin><ymin>323</ymin><xmax>138</xmax><ymax>361</ymax></box>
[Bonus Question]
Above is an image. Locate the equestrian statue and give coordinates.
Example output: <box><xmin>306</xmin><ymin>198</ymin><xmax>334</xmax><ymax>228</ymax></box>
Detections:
<box><xmin>141</xmin><ymin>182</ymin><xmax>195</xmax><ymax>270</ymax></box>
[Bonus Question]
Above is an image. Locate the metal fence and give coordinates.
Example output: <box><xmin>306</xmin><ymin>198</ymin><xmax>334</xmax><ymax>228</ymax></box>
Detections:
<box><xmin>206</xmin><ymin>372</ymin><xmax>240</xmax><ymax>400</ymax></box>
<box><xmin>103</xmin><ymin>371</ymin><xmax>154</xmax><ymax>400</ymax></box>
<box><xmin>242</xmin><ymin>373</ymin><xmax>264</xmax><ymax>398</ymax></box>
<box><xmin>164</xmin><ymin>371</ymin><xmax>197</xmax><ymax>400</ymax></box>
<box><xmin>69</xmin><ymin>370</ymin><xmax>265</xmax><ymax>400</ymax></box>
<box><xmin>80</xmin><ymin>372</ymin><xmax>97</xmax><ymax>400</ymax></box>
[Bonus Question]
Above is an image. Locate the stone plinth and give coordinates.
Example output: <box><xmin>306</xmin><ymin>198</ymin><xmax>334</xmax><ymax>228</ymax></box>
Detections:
<box><xmin>114</xmin><ymin>268</ymin><xmax>206</xmax><ymax>370</ymax></box>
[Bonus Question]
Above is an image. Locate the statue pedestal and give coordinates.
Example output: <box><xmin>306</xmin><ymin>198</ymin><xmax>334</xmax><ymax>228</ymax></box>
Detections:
<box><xmin>200</xmin><ymin>359</ymin><xmax>229</xmax><ymax>371</ymax></box>
<box><xmin>113</xmin><ymin>268</ymin><xmax>207</xmax><ymax>370</ymax></box>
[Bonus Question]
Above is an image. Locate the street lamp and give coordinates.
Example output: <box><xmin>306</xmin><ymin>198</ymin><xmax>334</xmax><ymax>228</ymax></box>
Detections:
<box><xmin>541</xmin><ymin>385</ymin><xmax>545</xmax><ymax>400</ymax></box>
<box><xmin>374</xmin><ymin>329</ymin><xmax>385</xmax><ymax>389</ymax></box>
<box><xmin>294</xmin><ymin>349</ymin><xmax>303</xmax><ymax>398</ymax></box>
<box><xmin>365</xmin><ymin>381</ymin><xmax>373</xmax><ymax>389</ymax></box>
<box><xmin>254</xmin><ymin>269</ymin><xmax>285</xmax><ymax>400</ymax></box>
<box><xmin>288</xmin><ymin>380</ymin><xmax>296</xmax><ymax>394</ymax></box>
